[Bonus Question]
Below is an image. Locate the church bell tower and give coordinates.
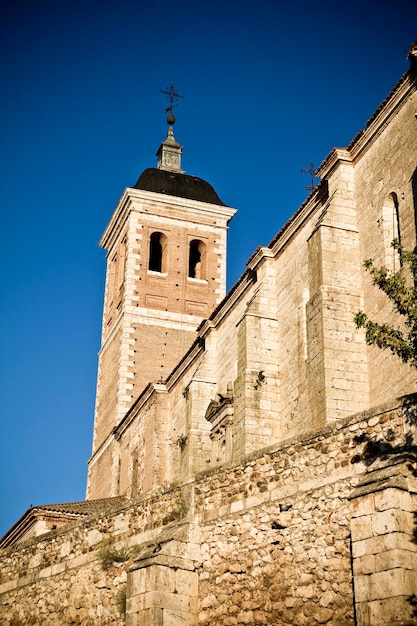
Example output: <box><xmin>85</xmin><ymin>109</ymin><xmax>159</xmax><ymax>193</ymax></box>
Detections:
<box><xmin>87</xmin><ymin>101</ymin><xmax>236</xmax><ymax>499</ymax></box>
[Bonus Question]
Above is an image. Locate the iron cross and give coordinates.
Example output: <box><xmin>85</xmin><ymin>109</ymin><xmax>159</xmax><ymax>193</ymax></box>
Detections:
<box><xmin>161</xmin><ymin>83</ymin><xmax>184</xmax><ymax>113</ymax></box>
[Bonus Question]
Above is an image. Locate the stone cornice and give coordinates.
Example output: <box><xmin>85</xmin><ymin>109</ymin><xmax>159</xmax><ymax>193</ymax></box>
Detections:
<box><xmin>246</xmin><ymin>246</ymin><xmax>274</xmax><ymax>271</ymax></box>
<box><xmin>113</xmin><ymin>382</ymin><xmax>168</xmax><ymax>440</ymax></box>
<box><xmin>100</xmin><ymin>187</ymin><xmax>237</xmax><ymax>253</ymax></box>
<box><xmin>125</xmin><ymin>187</ymin><xmax>236</xmax><ymax>221</ymax></box>
<box><xmin>316</xmin><ymin>71</ymin><xmax>416</xmax><ymax>180</ymax></box>
<box><xmin>268</xmin><ymin>189</ymin><xmax>324</xmax><ymax>259</ymax></box>
<box><xmin>147</xmin><ymin>270</ymin><xmax>257</xmax><ymax>394</ymax></box>
<box><xmin>108</xmin><ymin>334</ymin><xmax>208</xmax><ymax>439</ymax></box>
<box><xmin>198</xmin><ymin>268</ymin><xmax>257</xmax><ymax>334</ymax></box>
<box><xmin>348</xmin><ymin>71</ymin><xmax>416</xmax><ymax>163</ymax></box>
<box><xmin>348</xmin><ymin>453</ymin><xmax>417</xmax><ymax>500</ymax></box>
<box><xmin>316</xmin><ymin>148</ymin><xmax>352</xmax><ymax>180</ymax></box>
<box><xmin>99</xmin><ymin>189</ymin><xmax>131</xmax><ymax>252</ymax></box>
<box><xmin>165</xmin><ymin>340</ymin><xmax>205</xmax><ymax>392</ymax></box>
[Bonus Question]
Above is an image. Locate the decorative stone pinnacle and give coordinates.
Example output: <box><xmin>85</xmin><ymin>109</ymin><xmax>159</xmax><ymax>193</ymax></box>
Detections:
<box><xmin>156</xmin><ymin>125</ymin><xmax>184</xmax><ymax>173</ymax></box>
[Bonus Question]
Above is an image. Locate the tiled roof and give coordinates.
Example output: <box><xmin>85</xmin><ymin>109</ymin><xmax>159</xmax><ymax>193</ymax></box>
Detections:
<box><xmin>0</xmin><ymin>496</ymin><xmax>128</xmax><ymax>549</ymax></box>
<box><xmin>31</xmin><ymin>496</ymin><xmax>128</xmax><ymax>516</ymax></box>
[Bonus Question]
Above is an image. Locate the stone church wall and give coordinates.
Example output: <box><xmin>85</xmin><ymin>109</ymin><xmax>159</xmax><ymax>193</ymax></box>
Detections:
<box><xmin>88</xmin><ymin>69</ymin><xmax>417</xmax><ymax>509</ymax></box>
<box><xmin>124</xmin><ymin>73</ymin><xmax>415</xmax><ymax>503</ymax></box>
<box><xmin>2</xmin><ymin>395</ymin><xmax>416</xmax><ymax>625</ymax></box>
<box><xmin>354</xmin><ymin>77</ymin><xmax>417</xmax><ymax>405</ymax></box>
<box><xmin>2</xmin><ymin>65</ymin><xmax>416</xmax><ymax>626</ymax></box>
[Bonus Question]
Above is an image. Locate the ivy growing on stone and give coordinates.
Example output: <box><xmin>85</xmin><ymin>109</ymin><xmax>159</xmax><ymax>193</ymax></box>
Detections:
<box><xmin>354</xmin><ymin>240</ymin><xmax>417</xmax><ymax>368</ymax></box>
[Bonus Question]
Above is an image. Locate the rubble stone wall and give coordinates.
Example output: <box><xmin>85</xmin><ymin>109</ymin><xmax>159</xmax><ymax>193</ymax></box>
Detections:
<box><xmin>1</xmin><ymin>395</ymin><xmax>416</xmax><ymax>625</ymax></box>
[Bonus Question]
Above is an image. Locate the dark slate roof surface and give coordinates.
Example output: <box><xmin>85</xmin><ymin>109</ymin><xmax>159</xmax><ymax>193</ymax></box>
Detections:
<box><xmin>134</xmin><ymin>168</ymin><xmax>226</xmax><ymax>206</ymax></box>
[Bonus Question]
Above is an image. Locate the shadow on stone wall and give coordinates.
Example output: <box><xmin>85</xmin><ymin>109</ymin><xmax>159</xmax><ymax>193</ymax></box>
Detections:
<box><xmin>412</xmin><ymin>167</ymin><xmax>417</xmax><ymax>254</ymax></box>
<box><xmin>410</xmin><ymin>509</ymin><xmax>417</xmax><ymax>620</ymax></box>
<box><xmin>351</xmin><ymin>394</ymin><xmax>417</xmax><ymax>623</ymax></box>
<box><xmin>349</xmin><ymin>394</ymin><xmax>417</xmax><ymax>467</ymax></box>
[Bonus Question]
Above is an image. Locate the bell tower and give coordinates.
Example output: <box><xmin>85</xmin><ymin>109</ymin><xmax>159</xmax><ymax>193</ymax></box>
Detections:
<box><xmin>87</xmin><ymin>108</ymin><xmax>236</xmax><ymax>499</ymax></box>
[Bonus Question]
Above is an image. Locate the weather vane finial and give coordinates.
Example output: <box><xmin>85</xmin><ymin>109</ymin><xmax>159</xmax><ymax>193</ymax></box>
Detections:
<box><xmin>160</xmin><ymin>83</ymin><xmax>183</xmax><ymax>125</ymax></box>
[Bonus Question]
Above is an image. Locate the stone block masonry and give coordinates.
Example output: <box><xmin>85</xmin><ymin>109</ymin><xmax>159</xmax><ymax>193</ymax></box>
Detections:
<box><xmin>1</xmin><ymin>395</ymin><xmax>416</xmax><ymax>625</ymax></box>
<box><xmin>89</xmin><ymin>68</ymin><xmax>417</xmax><ymax>519</ymax></box>
<box><xmin>2</xmin><ymin>60</ymin><xmax>417</xmax><ymax>626</ymax></box>
<box><xmin>350</xmin><ymin>457</ymin><xmax>417</xmax><ymax>625</ymax></box>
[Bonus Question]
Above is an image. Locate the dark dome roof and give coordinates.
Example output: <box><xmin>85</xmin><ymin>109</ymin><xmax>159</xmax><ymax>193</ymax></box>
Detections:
<box><xmin>133</xmin><ymin>168</ymin><xmax>225</xmax><ymax>206</ymax></box>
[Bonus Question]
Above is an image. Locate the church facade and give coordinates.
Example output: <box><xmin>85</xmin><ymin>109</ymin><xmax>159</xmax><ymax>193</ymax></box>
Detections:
<box><xmin>1</xmin><ymin>53</ymin><xmax>417</xmax><ymax>625</ymax></box>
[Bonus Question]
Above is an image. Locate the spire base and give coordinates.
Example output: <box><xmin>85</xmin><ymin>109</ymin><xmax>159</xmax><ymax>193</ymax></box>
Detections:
<box><xmin>156</xmin><ymin>126</ymin><xmax>184</xmax><ymax>173</ymax></box>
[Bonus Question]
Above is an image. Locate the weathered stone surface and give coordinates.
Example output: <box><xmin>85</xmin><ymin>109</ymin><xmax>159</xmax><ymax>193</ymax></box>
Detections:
<box><xmin>2</xmin><ymin>63</ymin><xmax>417</xmax><ymax>626</ymax></box>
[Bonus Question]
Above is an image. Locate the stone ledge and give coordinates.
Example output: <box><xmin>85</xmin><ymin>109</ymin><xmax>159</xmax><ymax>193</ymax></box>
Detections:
<box><xmin>130</xmin><ymin>553</ymin><xmax>196</xmax><ymax>573</ymax></box>
<box><xmin>196</xmin><ymin>393</ymin><xmax>414</xmax><ymax>483</ymax></box>
<box><xmin>349</xmin><ymin>454</ymin><xmax>417</xmax><ymax>501</ymax></box>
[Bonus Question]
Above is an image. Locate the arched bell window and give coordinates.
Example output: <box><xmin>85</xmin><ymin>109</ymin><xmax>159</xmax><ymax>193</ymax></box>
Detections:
<box><xmin>188</xmin><ymin>239</ymin><xmax>206</xmax><ymax>279</ymax></box>
<box><xmin>149</xmin><ymin>232</ymin><xmax>167</xmax><ymax>273</ymax></box>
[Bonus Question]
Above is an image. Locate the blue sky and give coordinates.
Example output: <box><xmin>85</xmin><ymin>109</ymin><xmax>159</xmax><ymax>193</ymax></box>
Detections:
<box><xmin>0</xmin><ymin>0</ymin><xmax>415</xmax><ymax>536</ymax></box>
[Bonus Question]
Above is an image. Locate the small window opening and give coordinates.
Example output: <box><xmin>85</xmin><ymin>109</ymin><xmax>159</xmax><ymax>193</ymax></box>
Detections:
<box><xmin>189</xmin><ymin>239</ymin><xmax>206</xmax><ymax>279</ymax></box>
<box><xmin>381</xmin><ymin>193</ymin><xmax>401</xmax><ymax>271</ymax></box>
<box><xmin>149</xmin><ymin>232</ymin><xmax>167</xmax><ymax>273</ymax></box>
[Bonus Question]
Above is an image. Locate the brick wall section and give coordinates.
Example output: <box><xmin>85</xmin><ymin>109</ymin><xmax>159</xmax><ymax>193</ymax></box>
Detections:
<box><xmin>91</xmin><ymin>324</ymin><xmax>122</xmax><ymax>455</ymax></box>
<box><xmin>2</xmin><ymin>396</ymin><xmax>415</xmax><ymax>625</ymax></box>
<box><xmin>88</xmin><ymin>189</ymin><xmax>235</xmax><ymax>500</ymax></box>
